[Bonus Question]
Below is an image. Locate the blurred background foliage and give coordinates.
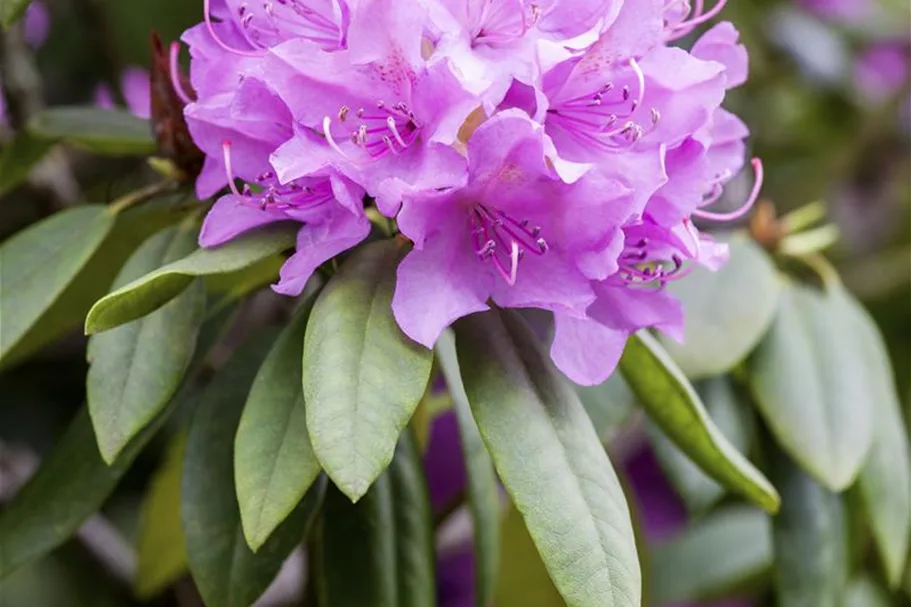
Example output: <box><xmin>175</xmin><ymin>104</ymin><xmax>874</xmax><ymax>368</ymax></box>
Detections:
<box><xmin>0</xmin><ymin>0</ymin><xmax>908</xmax><ymax>606</ymax></box>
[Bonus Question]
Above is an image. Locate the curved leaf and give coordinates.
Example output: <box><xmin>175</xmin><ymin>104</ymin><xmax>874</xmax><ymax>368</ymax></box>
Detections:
<box><xmin>87</xmin><ymin>226</ymin><xmax>205</xmax><ymax>463</ymax></box>
<box><xmin>388</xmin><ymin>431</ymin><xmax>436</xmax><ymax>607</ymax></box>
<box><xmin>0</xmin><ymin>196</ymin><xmax>191</xmax><ymax>370</ymax></box>
<box><xmin>86</xmin><ymin>224</ymin><xmax>296</xmax><ymax>334</ymax></box>
<box><xmin>619</xmin><ymin>332</ymin><xmax>779</xmax><ymax>512</ymax></box>
<box><xmin>749</xmin><ymin>282</ymin><xmax>875</xmax><ymax>490</ymax></box>
<box><xmin>28</xmin><ymin>107</ymin><xmax>155</xmax><ymax>156</ymax></box>
<box><xmin>135</xmin><ymin>434</ymin><xmax>189</xmax><ymax>600</ymax></box>
<box><xmin>437</xmin><ymin>330</ymin><xmax>501</xmax><ymax>607</ymax></box>
<box><xmin>182</xmin><ymin>332</ymin><xmax>325</xmax><ymax>607</ymax></box>
<box><xmin>317</xmin><ymin>479</ymin><xmax>397</xmax><ymax>606</ymax></box>
<box><xmin>235</xmin><ymin>300</ymin><xmax>321</xmax><ymax>552</ymax></box>
<box><xmin>316</xmin><ymin>431</ymin><xmax>435</xmax><ymax>607</ymax></box>
<box><xmin>454</xmin><ymin>309</ymin><xmax>640</xmax><ymax>607</ymax></box>
<box><xmin>842</xmin><ymin>286</ymin><xmax>911</xmax><ymax>586</ymax></box>
<box><xmin>660</xmin><ymin>235</ymin><xmax>782</xmax><ymax>378</ymax></box>
<box><xmin>303</xmin><ymin>239</ymin><xmax>433</xmax><ymax>501</ymax></box>
<box><xmin>768</xmin><ymin>443</ymin><xmax>848</xmax><ymax>607</ymax></box>
<box><xmin>649</xmin><ymin>507</ymin><xmax>771</xmax><ymax>604</ymax></box>
<box><xmin>649</xmin><ymin>376</ymin><xmax>755</xmax><ymax>514</ymax></box>
<box><xmin>0</xmin><ymin>205</ymin><xmax>115</xmax><ymax>362</ymax></box>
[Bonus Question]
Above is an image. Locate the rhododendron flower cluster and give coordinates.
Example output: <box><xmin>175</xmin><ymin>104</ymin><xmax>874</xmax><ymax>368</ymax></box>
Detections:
<box><xmin>178</xmin><ymin>0</ymin><xmax>761</xmax><ymax>385</ymax></box>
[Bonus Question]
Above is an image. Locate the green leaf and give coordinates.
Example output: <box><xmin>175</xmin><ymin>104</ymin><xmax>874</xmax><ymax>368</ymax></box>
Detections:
<box><xmin>0</xmin><ymin>0</ymin><xmax>32</xmax><ymax>26</ymax></box>
<box><xmin>436</xmin><ymin>330</ymin><xmax>500</xmax><ymax>607</ymax></box>
<box><xmin>454</xmin><ymin>309</ymin><xmax>639</xmax><ymax>607</ymax></box>
<box><xmin>303</xmin><ymin>240</ymin><xmax>432</xmax><ymax>501</ymax></box>
<box><xmin>87</xmin><ymin>226</ymin><xmax>206</xmax><ymax>463</ymax></box>
<box><xmin>659</xmin><ymin>235</ymin><xmax>782</xmax><ymax>378</ymax></box>
<box><xmin>495</xmin><ymin>503</ymin><xmax>566</xmax><ymax>607</ymax></box>
<box><xmin>235</xmin><ymin>301</ymin><xmax>321</xmax><ymax>552</ymax></box>
<box><xmin>182</xmin><ymin>332</ymin><xmax>325</xmax><ymax>607</ymax></box>
<box><xmin>0</xmin><ymin>205</ymin><xmax>115</xmax><ymax>361</ymax></box>
<box><xmin>649</xmin><ymin>507</ymin><xmax>772</xmax><ymax>604</ymax></box>
<box><xmin>86</xmin><ymin>224</ymin><xmax>296</xmax><ymax>334</ymax></box>
<box><xmin>845</xmin><ymin>576</ymin><xmax>893</xmax><ymax>607</ymax></box>
<box><xmin>0</xmin><ymin>196</ymin><xmax>192</xmax><ymax>370</ymax></box>
<box><xmin>0</xmin><ymin>404</ymin><xmax>172</xmax><ymax>579</ymax></box>
<box><xmin>135</xmin><ymin>433</ymin><xmax>189</xmax><ymax>600</ymax></box>
<box><xmin>841</xmin><ymin>287</ymin><xmax>911</xmax><ymax>586</ymax></box>
<box><xmin>317</xmin><ymin>479</ymin><xmax>397</xmax><ymax>606</ymax></box>
<box><xmin>768</xmin><ymin>444</ymin><xmax>848</xmax><ymax>607</ymax></box>
<box><xmin>749</xmin><ymin>281</ymin><xmax>875</xmax><ymax>490</ymax></box>
<box><xmin>619</xmin><ymin>332</ymin><xmax>779</xmax><ymax>513</ymax></box>
<box><xmin>28</xmin><ymin>107</ymin><xmax>155</xmax><ymax>156</ymax></box>
<box><xmin>387</xmin><ymin>430</ymin><xmax>436</xmax><ymax>607</ymax></box>
<box><xmin>575</xmin><ymin>373</ymin><xmax>637</xmax><ymax>442</ymax></box>
<box><xmin>0</xmin><ymin>130</ymin><xmax>54</xmax><ymax>194</ymax></box>
<box><xmin>316</xmin><ymin>431</ymin><xmax>435</xmax><ymax>607</ymax></box>
<box><xmin>649</xmin><ymin>376</ymin><xmax>755</xmax><ymax>514</ymax></box>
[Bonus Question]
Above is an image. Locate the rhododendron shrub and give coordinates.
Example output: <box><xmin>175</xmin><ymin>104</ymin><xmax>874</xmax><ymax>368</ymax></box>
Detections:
<box><xmin>0</xmin><ymin>0</ymin><xmax>908</xmax><ymax>606</ymax></box>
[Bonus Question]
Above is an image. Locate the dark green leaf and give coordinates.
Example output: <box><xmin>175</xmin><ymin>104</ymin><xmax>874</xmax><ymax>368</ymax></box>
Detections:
<box><xmin>235</xmin><ymin>301</ymin><xmax>321</xmax><ymax>552</ymax></box>
<box><xmin>182</xmin><ymin>332</ymin><xmax>325</xmax><ymax>607</ymax></box>
<box><xmin>0</xmin><ymin>196</ymin><xmax>192</xmax><ymax>370</ymax></box>
<box><xmin>0</xmin><ymin>205</ymin><xmax>115</xmax><ymax>362</ymax></box>
<box><xmin>437</xmin><ymin>330</ymin><xmax>500</xmax><ymax>607</ymax></box>
<box><xmin>303</xmin><ymin>240</ymin><xmax>432</xmax><ymax>501</ymax></box>
<box><xmin>316</xmin><ymin>431</ymin><xmax>434</xmax><ymax>607</ymax></box>
<box><xmin>86</xmin><ymin>224</ymin><xmax>296</xmax><ymax>334</ymax></box>
<box><xmin>575</xmin><ymin>373</ymin><xmax>637</xmax><ymax>442</ymax></box>
<box><xmin>659</xmin><ymin>235</ymin><xmax>782</xmax><ymax>378</ymax></box>
<box><xmin>649</xmin><ymin>507</ymin><xmax>772</xmax><ymax>604</ymax></box>
<box><xmin>0</xmin><ymin>130</ymin><xmax>54</xmax><ymax>194</ymax></box>
<box><xmin>28</xmin><ymin>107</ymin><xmax>155</xmax><ymax>156</ymax></box>
<box><xmin>317</xmin><ymin>479</ymin><xmax>397</xmax><ymax>606</ymax></box>
<box><xmin>650</xmin><ymin>377</ymin><xmax>755</xmax><ymax>514</ymax></box>
<box><xmin>620</xmin><ymin>332</ymin><xmax>779</xmax><ymax>512</ymax></box>
<box><xmin>135</xmin><ymin>433</ymin><xmax>189</xmax><ymax>600</ymax></box>
<box><xmin>768</xmin><ymin>444</ymin><xmax>848</xmax><ymax>607</ymax></box>
<box><xmin>388</xmin><ymin>431</ymin><xmax>435</xmax><ymax>607</ymax></box>
<box><xmin>454</xmin><ymin>309</ymin><xmax>639</xmax><ymax>607</ymax></box>
<box><xmin>495</xmin><ymin>503</ymin><xmax>565</xmax><ymax>607</ymax></box>
<box><xmin>845</xmin><ymin>576</ymin><xmax>892</xmax><ymax>607</ymax></box>
<box><xmin>0</xmin><ymin>0</ymin><xmax>32</xmax><ymax>27</ymax></box>
<box><xmin>0</xmin><ymin>404</ymin><xmax>172</xmax><ymax>579</ymax></box>
<box><xmin>749</xmin><ymin>281</ymin><xmax>875</xmax><ymax>490</ymax></box>
<box><xmin>87</xmin><ymin>226</ymin><xmax>205</xmax><ymax>463</ymax></box>
<box><xmin>842</xmin><ymin>286</ymin><xmax>911</xmax><ymax>586</ymax></box>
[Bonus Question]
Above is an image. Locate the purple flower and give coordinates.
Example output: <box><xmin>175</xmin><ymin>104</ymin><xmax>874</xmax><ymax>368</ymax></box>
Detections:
<box><xmin>388</xmin><ymin>110</ymin><xmax>643</xmax><ymax>349</ymax></box>
<box><xmin>177</xmin><ymin>0</ymin><xmax>760</xmax><ymax>384</ymax></box>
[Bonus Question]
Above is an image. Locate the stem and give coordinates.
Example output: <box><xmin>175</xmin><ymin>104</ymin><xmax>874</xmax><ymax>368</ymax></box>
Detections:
<box><xmin>779</xmin><ymin>201</ymin><xmax>826</xmax><ymax>234</ymax></box>
<box><xmin>107</xmin><ymin>180</ymin><xmax>177</xmax><ymax>215</ymax></box>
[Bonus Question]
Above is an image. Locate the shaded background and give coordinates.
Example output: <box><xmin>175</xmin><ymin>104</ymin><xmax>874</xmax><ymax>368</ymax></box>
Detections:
<box><xmin>0</xmin><ymin>0</ymin><xmax>908</xmax><ymax>605</ymax></box>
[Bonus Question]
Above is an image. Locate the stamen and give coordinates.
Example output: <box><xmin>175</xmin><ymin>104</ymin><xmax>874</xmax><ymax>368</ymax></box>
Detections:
<box><xmin>693</xmin><ymin>158</ymin><xmax>763</xmax><ymax>222</ymax></box>
<box><xmin>322</xmin><ymin>116</ymin><xmax>350</xmax><ymax>158</ymax></box>
<box><xmin>221</xmin><ymin>140</ymin><xmax>243</xmax><ymax>197</ymax></box>
<box><xmin>387</xmin><ymin>117</ymin><xmax>408</xmax><ymax>148</ymax></box>
<box><xmin>203</xmin><ymin>0</ymin><xmax>263</xmax><ymax>57</ymax></box>
<box><xmin>667</xmin><ymin>0</ymin><xmax>728</xmax><ymax>39</ymax></box>
<box><xmin>169</xmin><ymin>42</ymin><xmax>194</xmax><ymax>105</ymax></box>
